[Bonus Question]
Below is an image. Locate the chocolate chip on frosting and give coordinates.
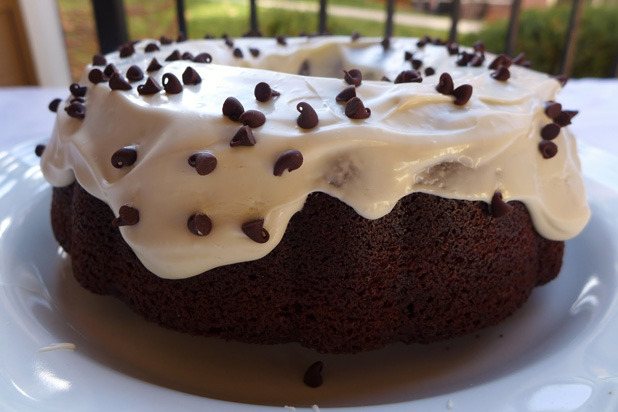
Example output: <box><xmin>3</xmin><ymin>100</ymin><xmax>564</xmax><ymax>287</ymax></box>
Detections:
<box><xmin>88</xmin><ymin>68</ymin><xmax>108</xmax><ymax>84</ymax></box>
<box><xmin>241</xmin><ymin>218</ymin><xmax>269</xmax><ymax>243</ymax></box>
<box><xmin>303</xmin><ymin>361</ymin><xmax>324</xmax><ymax>388</ymax></box>
<box><xmin>488</xmin><ymin>54</ymin><xmax>512</xmax><ymax>70</ymax></box>
<box><xmin>182</xmin><ymin>66</ymin><xmax>202</xmax><ymax>85</ymax></box>
<box><xmin>276</xmin><ymin>35</ymin><xmax>287</xmax><ymax>46</ymax></box>
<box><xmin>165</xmin><ymin>49</ymin><xmax>182</xmax><ymax>61</ymax></box>
<box><xmin>394</xmin><ymin>70</ymin><xmax>422</xmax><ymax>83</ymax></box>
<box><xmin>512</xmin><ymin>52</ymin><xmax>526</xmax><ymax>65</ymax></box>
<box><xmin>222</xmin><ymin>97</ymin><xmax>245</xmax><ymax>121</ymax></box>
<box><xmin>469</xmin><ymin>53</ymin><xmax>485</xmax><ymax>67</ymax></box>
<box><xmin>137</xmin><ymin>76</ymin><xmax>162</xmax><ymax>95</ymax></box>
<box><xmin>456</xmin><ymin>51</ymin><xmax>472</xmax><ymax>67</ymax></box>
<box><xmin>65</xmin><ymin>101</ymin><xmax>85</xmax><ymax>119</ymax></box>
<box><xmin>160</xmin><ymin>35</ymin><xmax>173</xmax><ymax>45</ymax></box>
<box><xmin>452</xmin><ymin>84</ymin><xmax>473</xmax><ymax>105</ymax></box>
<box><xmin>351</xmin><ymin>31</ymin><xmax>360</xmax><ymax>41</ymax></box>
<box><xmin>274</xmin><ymin>150</ymin><xmax>303</xmax><ymax>176</ymax></box>
<box><xmin>436</xmin><ymin>73</ymin><xmax>454</xmax><ymax>95</ymax></box>
<box><xmin>239</xmin><ymin>110</ymin><xmax>266</xmax><ymax>128</ymax></box>
<box><xmin>119</xmin><ymin>43</ymin><xmax>135</xmax><ymax>58</ymax></box>
<box><xmin>563</xmin><ymin>110</ymin><xmax>579</xmax><ymax>120</ymax></box>
<box><xmin>230</xmin><ymin>125</ymin><xmax>256</xmax><ymax>147</ymax></box>
<box><xmin>177</xmin><ymin>32</ymin><xmax>186</xmax><ymax>42</ymax></box>
<box><xmin>446</xmin><ymin>42</ymin><xmax>459</xmax><ymax>55</ymax></box>
<box><xmin>35</xmin><ymin>144</ymin><xmax>46</xmax><ymax>157</ymax></box>
<box><xmin>404</xmin><ymin>51</ymin><xmax>413</xmax><ymax>61</ymax></box>
<box><xmin>193</xmin><ymin>53</ymin><xmax>212</xmax><ymax>63</ymax></box>
<box><xmin>343</xmin><ymin>69</ymin><xmax>362</xmax><ymax>87</ymax></box>
<box><xmin>553</xmin><ymin>111</ymin><xmax>572</xmax><ymax>127</ymax></box>
<box><xmin>490</xmin><ymin>191</ymin><xmax>513</xmax><ymax>218</ymax></box>
<box><xmin>144</xmin><ymin>42</ymin><xmax>160</xmax><ymax>52</ymax></box>
<box><xmin>233</xmin><ymin>48</ymin><xmax>244</xmax><ymax>58</ymax></box>
<box><xmin>126</xmin><ymin>65</ymin><xmax>144</xmax><ymax>82</ymax></box>
<box><xmin>249</xmin><ymin>48</ymin><xmax>260</xmax><ymax>57</ymax></box>
<box><xmin>544</xmin><ymin>101</ymin><xmax>562</xmax><ymax>119</ymax></box>
<box><xmin>344</xmin><ymin>97</ymin><xmax>371</xmax><ymax>119</ymax></box>
<box><xmin>109</xmin><ymin>73</ymin><xmax>132</xmax><ymax>90</ymax></box>
<box><xmin>104</xmin><ymin>63</ymin><xmax>119</xmax><ymax>77</ymax></box>
<box><xmin>92</xmin><ymin>53</ymin><xmax>106</xmax><ymax>66</ymax></box>
<box><xmin>69</xmin><ymin>83</ymin><xmax>87</xmax><ymax>97</ymax></box>
<box><xmin>254</xmin><ymin>82</ymin><xmax>280</xmax><ymax>102</ymax></box>
<box><xmin>411</xmin><ymin>59</ymin><xmax>423</xmax><ymax>70</ymax></box>
<box><xmin>473</xmin><ymin>41</ymin><xmax>486</xmax><ymax>52</ymax></box>
<box><xmin>381</xmin><ymin>37</ymin><xmax>391</xmax><ymax>50</ymax></box>
<box><xmin>162</xmin><ymin>73</ymin><xmax>183</xmax><ymax>94</ymax></box>
<box><xmin>188</xmin><ymin>213</ymin><xmax>212</xmax><ymax>236</ymax></box>
<box><xmin>539</xmin><ymin>140</ymin><xmax>558</xmax><ymax>159</ymax></box>
<box><xmin>336</xmin><ymin>85</ymin><xmax>356</xmax><ymax>103</ymax></box>
<box><xmin>541</xmin><ymin>123</ymin><xmax>561</xmax><ymax>140</ymax></box>
<box><xmin>111</xmin><ymin>147</ymin><xmax>137</xmax><ymax>168</ymax></box>
<box><xmin>424</xmin><ymin>67</ymin><xmax>435</xmax><ymax>76</ymax></box>
<box><xmin>48</xmin><ymin>98</ymin><xmax>61</xmax><ymax>112</ymax></box>
<box><xmin>490</xmin><ymin>65</ymin><xmax>510</xmax><ymax>81</ymax></box>
<box><xmin>182</xmin><ymin>51</ymin><xmax>194</xmax><ymax>60</ymax></box>
<box><xmin>146</xmin><ymin>58</ymin><xmax>163</xmax><ymax>72</ymax></box>
<box><xmin>296</xmin><ymin>102</ymin><xmax>319</xmax><ymax>129</ymax></box>
<box><xmin>188</xmin><ymin>152</ymin><xmax>217</xmax><ymax>175</ymax></box>
<box><xmin>112</xmin><ymin>205</ymin><xmax>139</xmax><ymax>227</ymax></box>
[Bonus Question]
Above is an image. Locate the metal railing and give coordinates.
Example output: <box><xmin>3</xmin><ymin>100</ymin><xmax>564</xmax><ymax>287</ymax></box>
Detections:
<box><xmin>90</xmin><ymin>0</ymin><xmax>616</xmax><ymax>78</ymax></box>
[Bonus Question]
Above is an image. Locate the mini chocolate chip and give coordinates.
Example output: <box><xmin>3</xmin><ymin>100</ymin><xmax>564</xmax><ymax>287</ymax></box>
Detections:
<box><xmin>456</xmin><ymin>51</ymin><xmax>472</xmax><ymax>67</ymax></box>
<box><xmin>276</xmin><ymin>35</ymin><xmax>287</xmax><ymax>46</ymax></box>
<box><xmin>187</xmin><ymin>213</ymin><xmax>212</xmax><ymax>236</ymax></box>
<box><xmin>296</xmin><ymin>102</ymin><xmax>319</xmax><ymax>129</ymax></box>
<box><xmin>165</xmin><ymin>49</ymin><xmax>181</xmax><ymax>61</ymax></box>
<box><xmin>433</xmin><ymin>38</ymin><xmax>445</xmax><ymax>45</ymax></box>
<box><xmin>274</xmin><ymin>149</ymin><xmax>303</xmax><ymax>176</ymax></box>
<box><xmin>233</xmin><ymin>48</ymin><xmax>243</xmax><ymax>58</ymax></box>
<box><xmin>345</xmin><ymin>97</ymin><xmax>371</xmax><ymax>119</ymax></box>
<box><xmin>249</xmin><ymin>48</ymin><xmax>260</xmax><ymax>57</ymax></box>
<box><xmin>343</xmin><ymin>69</ymin><xmax>362</xmax><ymax>87</ymax></box>
<box><xmin>491</xmin><ymin>65</ymin><xmax>510</xmax><ymax>81</ymax></box>
<box><xmin>446</xmin><ymin>42</ymin><xmax>459</xmax><ymax>55</ymax></box>
<box><xmin>381</xmin><ymin>37</ymin><xmax>391</xmax><ymax>50</ymax></box>
<box><xmin>239</xmin><ymin>110</ymin><xmax>266</xmax><ymax>128</ymax></box>
<box><xmin>104</xmin><ymin>63</ymin><xmax>119</xmax><ymax>77</ymax></box>
<box><xmin>552</xmin><ymin>74</ymin><xmax>568</xmax><ymax>87</ymax></box>
<box><xmin>411</xmin><ymin>59</ymin><xmax>423</xmax><ymax>70</ymax></box>
<box><xmin>222</xmin><ymin>97</ymin><xmax>244</xmax><ymax>121</ymax></box>
<box><xmin>436</xmin><ymin>73</ymin><xmax>454</xmax><ymax>95</ymax></box>
<box><xmin>452</xmin><ymin>84</ymin><xmax>473</xmax><ymax>105</ymax></box>
<box><xmin>144</xmin><ymin>42</ymin><xmax>160</xmax><ymax>52</ymax></box>
<box><xmin>416</xmin><ymin>38</ymin><xmax>427</xmax><ymax>48</ymax></box>
<box><xmin>181</xmin><ymin>51</ymin><xmax>194</xmax><ymax>60</ymax></box>
<box><xmin>112</xmin><ymin>205</ymin><xmax>139</xmax><ymax>227</ymax></box>
<box><xmin>544</xmin><ymin>101</ymin><xmax>562</xmax><ymax>119</ymax></box>
<box><xmin>182</xmin><ymin>66</ymin><xmax>202</xmax><ymax>85</ymax></box>
<box><xmin>119</xmin><ymin>43</ymin><xmax>135</xmax><ymax>58</ymax></box>
<box><xmin>137</xmin><ymin>76</ymin><xmax>162</xmax><ymax>95</ymax></box>
<box><xmin>254</xmin><ymin>82</ymin><xmax>280</xmax><ymax>102</ymax></box>
<box><xmin>394</xmin><ymin>70</ymin><xmax>422</xmax><ymax>83</ymax></box>
<box><xmin>225</xmin><ymin>38</ymin><xmax>234</xmax><ymax>48</ymax></box>
<box><xmin>92</xmin><ymin>53</ymin><xmax>106</xmax><ymax>66</ymax></box>
<box><xmin>489</xmin><ymin>54</ymin><xmax>512</xmax><ymax>70</ymax></box>
<box><xmin>188</xmin><ymin>152</ymin><xmax>217</xmax><ymax>175</ymax></box>
<box><xmin>512</xmin><ymin>52</ymin><xmax>526</xmax><ymax>65</ymax></box>
<box><xmin>48</xmin><ymin>98</ymin><xmax>61</xmax><ymax>112</ymax></box>
<box><xmin>554</xmin><ymin>111</ymin><xmax>572</xmax><ymax>127</ymax></box>
<box><xmin>111</xmin><ymin>147</ymin><xmax>137</xmax><ymax>168</ymax></box>
<box><xmin>193</xmin><ymin>53</ymin><xmax>212</xmax><ymax>63</ymax></box>
<box><xmin>404</xmin><ymin>51</ymin><xmax>414</xmax><ymax>61</ymax></box>
<box><xmin>541</xmin><ymin>123</ymin><xmax>561</xmax><ymax>140</ymax></box>
<box><xmin>65</xmin><ymin>101</ymin><xmax>85</xmax><ymax>119</ymax></box>
<box><xmin>147</xmin><ymin>58</ymin><xmax>163</xmax><ymax>72</ymax></box>
<box><xmin>177</xmin><ymin>32</ymin><xmax>186</xmax><ymax>42</ymax></box>
<box><xmin>381</xmin><ymin>76</ymin><xmax>391</xmax><ymax>82</ymax></box>
<box><xmin>109</xmin><ymin>73</ymin><xmax>132</xmax><ymax>90</ymax></box>
<box><xmin>35</xmin><ymin>144</ymin><xmax>46</xmax><ymax>157</ymax></box>
<box><xmin>424</xmin><ymin>67</ymin><xmax>435</xmax><ymax>76</ymax></box>
<box><xmin>160</xmin><ymin>35</ymin><xmax>173</xmax><ymax>45</ymax></box>
<box><xmin>88</xmin><ymin>69</ymin><xmax>108</xmax><ymax>84</ymax></box>
<box><xmin>470</xmin><ymin>54</ymin><xmax>485</xmax><ymax>67</ymax></box>
<box><xmin>126</xmin><ymin>65</ymin><xmax>144</xmax><ymax>82</ymax></box>
<box><xmin>336</xmin><ymin>85</ymin><xmax>356</xmax><ymax>103</ymax></box>
<box><xmin>162</xmin><ymin>73</ymin><xmax>183</xmax><ymax>94</ymax></box>
<box><xmin>298</xmin><ymin>60</ymin><xmax>310</xmax><ymax>76</ymax></box>
<box><xmin>303</xmin><ymin>361</ymin><xmax>323</xmax><ymax>388</ymax></box>
<box><xmin>69</xmin><ymin>83</ymin><xmax>87</xmax><ymax>97</ymax></box>
<box><xmin>564</xmin><ymin>110</ymin><xmax>579</xmax><ymax>119</ymax></box>
<box><xmin>241</xmin><ymin>219</ymin><xmax>269</xmax><ymax>243</ymax></box>
<box><xmin>490</xmin><ymin>191</ymin><xmax>513</xmax><ymax>218</ymax></box>
<box><xmin>230</xmin><ymin>125</ymin><xmax>256</xmax><ymax>147</ymax></box>
<box><xmin>539</xmin><ymin>140</ymin><xmax>558</xmax><ymax>159</ymax></box>
<box><xmin>473</xmin><ymin>41</ymin><xmax>486</xmax><ymax>52</ymax></box>
<box><xmin>351</xmin><ymin>31</ymin><xmax>360</xmax><ymax>41</ymax></box>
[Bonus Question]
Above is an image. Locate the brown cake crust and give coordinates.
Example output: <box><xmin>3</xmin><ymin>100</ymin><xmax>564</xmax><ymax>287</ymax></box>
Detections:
<box><xmin>51</xmin><ymin>182</ymin><xmax>563</xmax><ymax>353</ymax></box>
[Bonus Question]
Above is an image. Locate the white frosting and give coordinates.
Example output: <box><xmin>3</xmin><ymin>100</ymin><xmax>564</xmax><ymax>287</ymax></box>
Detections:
<box><xmin>40</xmin><ymin>36</ymin><xmax>590</xmax><ymax>279</ymax></box>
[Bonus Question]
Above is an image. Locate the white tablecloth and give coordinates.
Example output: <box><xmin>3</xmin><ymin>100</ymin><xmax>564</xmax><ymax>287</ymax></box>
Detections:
<box><xmin>1</xmin><ymin>79</ymin><xmax>617</xmax><ymax>153</ymax></box>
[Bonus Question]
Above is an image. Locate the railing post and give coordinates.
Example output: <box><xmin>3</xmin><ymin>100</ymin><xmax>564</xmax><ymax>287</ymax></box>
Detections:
<box><xmin>250</xmin><ymin>0</ymin><xmax>259</xmax><ymax>34</ymax></box>
<box><xmin>91</xmin><ymin>0</ymin><xmax>129</xmax><ymax>54</ymax></box>
<box><xmin>177</xmin><ymin>0</ymin><xmax>187</xmax><ymax>38</ymax></box>
<box><xmin>505</xmin><ymin>0</ymin><xmax>522</xmax><ymax>56</ymax></box>
<box><xmin>560</xmin><ymin>0</ymin><xmax>584</xmax><ymax>77</ymax></box>
<box><xmin>319</xmin><ymin>0</ymin><xmax>327</xmax><ymax>35</ymax></box>
<box><xmin>448</xmin><ymin>0</ymin><xmax>460</xmax><ymax>43</ymax></box>
<box><xmin>385</xmin><ymin>0</ymin><xmax>395</xmax><ymax>38</ymax></box>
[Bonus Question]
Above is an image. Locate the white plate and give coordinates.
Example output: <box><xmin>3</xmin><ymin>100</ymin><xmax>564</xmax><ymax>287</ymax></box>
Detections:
<box><xmin>1</xmin><ymin>140</ymin><xmax>617</xmax><ymax>412</ymax></box>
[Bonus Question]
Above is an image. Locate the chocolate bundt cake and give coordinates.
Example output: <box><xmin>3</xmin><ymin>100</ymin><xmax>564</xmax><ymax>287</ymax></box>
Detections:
<box><xmin>40</xmin><ymin>35</ymin><xmax>589</xmax><ymax>353</ymax></box>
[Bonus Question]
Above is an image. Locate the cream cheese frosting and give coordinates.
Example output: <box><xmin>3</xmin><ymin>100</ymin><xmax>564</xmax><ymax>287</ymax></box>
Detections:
<box><xmin>40</xmin><ymin>36</ymin><xmax>590</xmax><ymax>279</ymax></box>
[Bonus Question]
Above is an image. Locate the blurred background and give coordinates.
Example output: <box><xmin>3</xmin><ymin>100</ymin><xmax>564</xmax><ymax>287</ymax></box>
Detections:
<box><xmin>3</xmin><ymin>0</ymin><xmax>618</xmax><ymax>86</ymax></box>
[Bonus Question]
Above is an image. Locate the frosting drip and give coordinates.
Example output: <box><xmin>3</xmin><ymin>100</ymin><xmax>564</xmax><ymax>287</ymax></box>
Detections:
<box><xmin>40</xmin><ymin>36</ymin><xmax>590</xmax><ymax>278</ymax></box>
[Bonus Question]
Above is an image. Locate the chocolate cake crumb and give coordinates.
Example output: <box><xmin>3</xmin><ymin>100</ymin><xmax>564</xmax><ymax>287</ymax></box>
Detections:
<box><xmin>65</xmin><ymin>101</ymin><xmax>85</xmax><ymax>119</ymax></box>
<box><xmin>452</xmin><ymin>84</ymin><xmax>473</xmax><ymax>106</ymax></box>
<box><xmin>126</xmin><ymin>65</ymin><xmax>144</xmax><ymax>82</ymax></box>
<box><xmin>137</xmin><ymin>76</ymin><xmax>162</xmax><ymax>95</ymax></box>
<box><xmin>539</xmin><ymin>140</ymin><xmax>558</xmax><ymax>159</ymax></box>
<box><xmin>112</xmin><ymin>205</ymin><xmax>139</xmax><ymax>226</ymax></box>
<box><xmin>48</xmin><ymin>98</ymin><xmax>61</xmax><ymax>112</ymax></box>
<box><xmin>182</xmin><ymin>67</ymin><xmax>202</xmax><ymax>85</ymax></box>
<box><xmin>188</xmin><ymin>213</ymin><xmax>212</xmax><ymax>236</ymax></box>
<box><xmin>109</xmin><ymin>73</ymin><xmax>132</xmax><ymax>91</ymax></box>
<box><xmin>193</xmin><ymin>53</ymin><xmax>213</xmax><ymax>63</ymax></box>
<box><xmin>436</xmin><ymin>73</ymin><xmax>454</xmax><ymax>95</ymax></box>
<box><xmin>239</xmin><ymin>110</ymin><xmax>266</xmax><ymax>128</ymax></box>
<box><xmin>69</xmin><ymin>83</ymin><xmax>87</xmax><ymax>97</ymax></box>
<box><xmin>188</xmin><ymin>152</ymin><xmax>217</xmax><ymax>175</ymax></box>
<box><xmin>111</xmin><ymin>147</ymin><xmax>137</xmax><ymax>168</ymax></box>
<box><xmin>336</xmin><ymin>85</ymin><xmax>356</xmax><ymax>103</ymax></box>
<box><xmin>165</xmin><ymin>50</ymin><xmax>181</xmax><ymax>61</ymax></box>
<box><xmin>241</xmin><ymin>218</ymin><xmax>270</xmax><ymax>243</ymax></box>
<box><xmin>88</xmin><ymin>69</ymin><xmax>108</xmax><ymax>84</ymax></box>
<box><xmin>343</xmin><ymin>69</ymin><xmax>362</xmax><ymax>87</ymax></box>
<box><xmin>146</xmin><ymin>58</ymin><xmax>162</xmax><ymax>72</ymax></box>
<box><xmin>104</xmin><ymin>63</ymin><xmax>118</xmax><ymax>77</ymax></box>
<box><xmin>344</xmin><ymin>97</ymin><xmax>371</xmax><ymax>119</ymax></box>
<box><xmin>490</xmin><ymin>191</ymin><xmax>513</xmax><ymax>218</ymax></box>
<box><xmin>254</xmin><ymin>82</ymin><xmax>280</xmax><ymax>102</ymax></box>
<box><xmin>544</xmin><ymin>101</ymin><xmax>562</xmax><ymax>119</ymax></box>
<box><xmin>296</xmin><ymin>102</ymin><xmax>319</xmax><ymax>129</ymax></box>
<box><xmin>92</xmin><ymin>53</ymin><xmax>106</xmax><ymax>66</ymax></box>
<box><xmin>35</xmin><ymin>144</ymin><xmax>46</xmax><ymax>157</ymax></box>
<box><xmin>144</xmin><ymin>43</ymin><xmax>160</xmax><ymax>52</ymax></box>
<box><xmin>230</xmin><ymin>125</ymin><xmax>256</xmax><ymax>147</ymax></box>
<box><xmin>274</xmin><ymin>150</ymin><xmax>303</xmax><ymax>176</ymax></box>
<box><xmin>303</xmin><ymin>361</ymin><xmax>324</xmax><ymax>388</ymax></box>
<box><xmin>222</xmin><ymin>97</ymin><xmax>245</xmax><ymax>121</ymax></box>
<box><xmin>541</xmin><ymin>123</ymin><xmax>561</xmax><ymax>140</ymax></box>
<box><xmin>162</xmin><ymin>73</ymin><xmax>183</xmax><ymax>94</ymax></box>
